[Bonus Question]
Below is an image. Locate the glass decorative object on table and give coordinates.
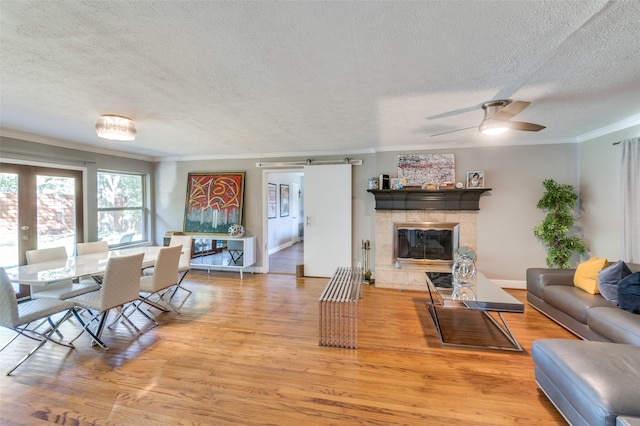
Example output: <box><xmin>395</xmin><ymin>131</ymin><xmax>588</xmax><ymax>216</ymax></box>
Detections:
<box><xmin>451</xmin><ymin>246</ymin><xmax>477</xmax><ymax>301</ymax></box>
<box><xmin>228</xmin><ymin>224</ymin><xmax>245</xmax><ymax>238</ymax></box>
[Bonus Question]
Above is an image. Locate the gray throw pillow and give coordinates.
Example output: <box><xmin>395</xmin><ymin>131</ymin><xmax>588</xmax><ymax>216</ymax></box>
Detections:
<box><xmin>598</xmin><ymin>260</ymin><xmax>632</xmax><ymax>305</ymax></box>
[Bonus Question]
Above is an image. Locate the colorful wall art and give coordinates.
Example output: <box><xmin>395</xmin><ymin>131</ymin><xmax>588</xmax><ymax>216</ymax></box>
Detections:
<box><xmin>183</xmin><ymin>172</ymin><xmax>245</xmax><ymax>234</ymax></box>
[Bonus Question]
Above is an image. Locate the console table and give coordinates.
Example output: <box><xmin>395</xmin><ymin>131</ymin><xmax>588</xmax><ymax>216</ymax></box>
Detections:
<box><xmin>168</xmin><ymin>233</ymin><xmax>255</xmax><ymax>278</ymax></box>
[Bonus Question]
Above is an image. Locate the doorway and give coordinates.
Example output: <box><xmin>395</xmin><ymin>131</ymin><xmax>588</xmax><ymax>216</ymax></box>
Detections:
<box><xmin>264</xmin><ymin>170</ymin><xmax>304</xmax><ymax>274</ymax></box>
<box><xmin>0</xmin><ymin>163</ymin><xmax>83</xmax><ymax>298</ymax></box>
<box><xmin>269</xmin><ymin>241</ymin><xmax>304</xmax><ymax>274</ymax></box>
<box><xmin>262</xmin><ymin>164</ymin><xmax>352</xmax><ymax>277</ymax></box>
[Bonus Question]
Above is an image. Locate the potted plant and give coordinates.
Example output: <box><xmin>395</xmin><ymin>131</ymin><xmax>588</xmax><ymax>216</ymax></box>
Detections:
<box><xmin>533</xmin><ymin>179</ymin><xmax>588</xmax><ymax>269</ymax></box>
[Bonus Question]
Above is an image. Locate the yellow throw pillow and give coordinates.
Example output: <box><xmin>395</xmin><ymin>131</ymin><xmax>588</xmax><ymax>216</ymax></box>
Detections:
<box><xmin>574</xmin><ymin>256</ymin><xmax>608</xmax><ymax>294</ymax></box>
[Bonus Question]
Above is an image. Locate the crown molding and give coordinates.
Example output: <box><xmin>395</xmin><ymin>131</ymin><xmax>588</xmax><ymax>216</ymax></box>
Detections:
<box><xmin>0</xmin><ymin>128</ymin><xmax>153</xmax><ymax>162</ymax></box>
<box><xmin>576</xmin><ymin>112</ymin><xmax>640</xmax><ymax>142</ymax></box>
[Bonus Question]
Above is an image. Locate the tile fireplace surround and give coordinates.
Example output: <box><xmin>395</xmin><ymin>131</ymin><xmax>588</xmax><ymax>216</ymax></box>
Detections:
<box><xmin>367</xmin><ymin>189</ymin><xmax>489</xmax><ymax>291</ymax></box>
<box><xmin>374</xmin><ymin>209</ymin><xmax>478</xmax><ymax>291</ymax></box>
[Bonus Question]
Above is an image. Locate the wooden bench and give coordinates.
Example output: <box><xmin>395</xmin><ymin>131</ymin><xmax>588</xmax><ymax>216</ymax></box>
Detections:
<box><xmin>319</xmin><ymin>267</ymin><xmax>363</xmax><ymax>349</ymax></box>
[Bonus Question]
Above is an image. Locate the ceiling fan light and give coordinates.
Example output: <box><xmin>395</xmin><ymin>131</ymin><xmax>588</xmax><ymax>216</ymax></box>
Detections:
<box><xmin>479</xmin><ymin>120</ymin><xmax>509</xmax><ymax>135</ymax></box>
<box><xmin>96</xmin><ymin>115</ymin><xmax>136</xmax><ymax>141</ymax></box>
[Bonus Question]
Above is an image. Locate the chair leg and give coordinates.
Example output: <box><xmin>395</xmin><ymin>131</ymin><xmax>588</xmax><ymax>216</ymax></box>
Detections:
<box><xmin>161</xmin><ymin>289</ymin><xmax>188</xmax><ymax>313</ymax></box>
<box><xmin>107</xmin><ymin>303</ymin><xmax>135</xmax><ymax>329</ymax></box>
<box><xmin>6</xmin><ymin>308</ymin><xmax>75</xmax><ymax>376</ymax></box>
<box><xmin>138</xmin><ymin>293</ymin><xmax>171</xmax><ymax>313</ymax></box>
<box><xmin>132</xmin><ymin>300</ymin><xmax>159</xmax><ymax>326</ymax></box>
<box><xmin>0</xmin><ymin>332</ymin><xmax>21</xmax><ymax>353</ymax></box>
<box><xmin>115</xmin><ymin>305</ymin><xmax>142</xmax><ymax>334</ymax></box>
<box><xmin>169</xmin><ymin>271</ymin><xmax>192</xmax><ymax>301</ymax></box>
<box><xmin>142</xmin><ymin>292</ymin><xmax>180</xmax><ymax>314</ymax></box>
<box><xmin>70</xmin><ymin>309</ymin><xmax>109</xmax><ymax>351</ymax></box>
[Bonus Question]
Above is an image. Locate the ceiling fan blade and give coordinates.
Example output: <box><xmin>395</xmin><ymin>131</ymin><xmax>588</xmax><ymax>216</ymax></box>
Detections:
<box><xmin>426</xmin><ymin>104</ymin><xmax>481</xmax><ymax>120</ymax></box>
<box><xmin>430</xmin><ymin>125</ymin><xmax>477</xmax><ymax>137</ymax></box>
<box><xmin>509</xmin><ymin>121</ymin><xmax>546</xmax><ymax>132</ymax></box>
<box><xmin>494</xmin><ymin>101</ymin><xmax>530</xmax><ymax>120</ymax></box>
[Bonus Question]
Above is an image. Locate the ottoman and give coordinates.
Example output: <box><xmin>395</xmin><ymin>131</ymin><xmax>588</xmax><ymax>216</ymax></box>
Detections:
<box><xmin>532</xmin><ymin>339</ymin><xmax>640</xmax><ymax>426</ymax></box>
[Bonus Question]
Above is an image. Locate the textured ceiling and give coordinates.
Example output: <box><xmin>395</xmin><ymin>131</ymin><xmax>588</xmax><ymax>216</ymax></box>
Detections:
<box><xmin>1</xmin><ymin>1</ymin><xmax>640</xmax><ymax>161</ymax></box>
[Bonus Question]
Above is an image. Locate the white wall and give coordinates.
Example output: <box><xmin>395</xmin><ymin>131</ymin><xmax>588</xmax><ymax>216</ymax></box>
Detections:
<box><xmin>372</xmin><ymin>144</ymin><xmax>580</xmax><ymax>281</ymax></box>
<box><xmin>153</xmin><ymin>146</ymin><xmax>583</xmax><ymax>281</ymax></box>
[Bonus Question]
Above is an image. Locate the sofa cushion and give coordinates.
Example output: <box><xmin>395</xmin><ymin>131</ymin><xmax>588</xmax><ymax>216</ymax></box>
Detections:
<box><xmin>598</xmin><ymin>261</ymin><xmax>633</xmax><ymax>305</ymax></box>
<box><xmin>526</xmin><ymin>268</ymin><xmax>576</xmax><ymax>299</ymax></box>
<box><xmin>618</xmin><ymin>272</ymin><xmax>640</xmax><ymax>314</ymax></box>
<box><xmin>542</xmin><ymin>284</ymin><xmax>614</xmax><ymax>323</ymax></box>
<box><xmin>574</xmin><ymin>256</ymin><xmax>608</xmax><ymax>294</ymax></box>
<box><xmin>587</xmin><ymin>307</ymin><xmax>640</xmax><ymax>345</ymax></box>
<box><xmin>532</xmin><ymin>339</ymin><xmax>640</xmax><ymax>426</ymax></box>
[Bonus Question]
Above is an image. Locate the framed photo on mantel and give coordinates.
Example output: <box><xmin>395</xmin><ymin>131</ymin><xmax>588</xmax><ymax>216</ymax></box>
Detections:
<box><xmin>466</xmin><ymin>171</ymin><xmax>485</xmax><ymax>189</ymax></box>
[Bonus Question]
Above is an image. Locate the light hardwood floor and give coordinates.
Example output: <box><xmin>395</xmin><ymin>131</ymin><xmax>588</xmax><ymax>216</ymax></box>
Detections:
<box><xmin>269</xmin><ymin>242</ymin><xmax>304</xmax><ymax>274</ymax></box>
<box><xmin>0</xmin><ymin>271</ymin><xmax>575</xmax><ymax>425</ymax></box>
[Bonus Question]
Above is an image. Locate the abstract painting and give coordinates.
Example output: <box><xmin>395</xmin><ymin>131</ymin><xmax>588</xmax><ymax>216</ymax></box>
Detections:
<box><xmin>183</xmin><ymin>172</ymin><xmax>245</xmax><ymax>234</ymax></box>
<box><xmin>398</xmin><ymin>154</ymin><xmax>455</xmax><ymax>187</ymax></box>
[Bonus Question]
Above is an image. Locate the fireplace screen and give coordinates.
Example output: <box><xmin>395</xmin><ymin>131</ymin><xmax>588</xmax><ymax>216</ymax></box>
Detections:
<box><xmin>394</xmin><ymin>222</ymin><xmax>459</xmax><ymax>264</ymax></box>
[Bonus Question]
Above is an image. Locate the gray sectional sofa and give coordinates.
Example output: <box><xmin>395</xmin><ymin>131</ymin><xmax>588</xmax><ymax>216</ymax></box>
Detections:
<box><xmin>526</xmin><ymin>264</ymin><xmax>640</xmax><ymax>426</ymax></box>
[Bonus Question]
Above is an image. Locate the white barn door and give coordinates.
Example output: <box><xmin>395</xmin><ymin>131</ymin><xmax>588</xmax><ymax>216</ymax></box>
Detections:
<box><xmin>303</xmin><ymin>164</ymin><xmax>352</xmax><ymax>277</ymax></box>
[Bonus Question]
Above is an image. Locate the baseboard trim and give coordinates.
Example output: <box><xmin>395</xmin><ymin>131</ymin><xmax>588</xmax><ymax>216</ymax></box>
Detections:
<box><xmin>268</xmin><ymin>241</ymin><xmax>295</xmax><ymax>255</ymax></box>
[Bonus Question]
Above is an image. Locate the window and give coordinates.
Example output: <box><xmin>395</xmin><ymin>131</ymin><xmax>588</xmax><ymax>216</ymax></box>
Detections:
<box><xmin>97</xmin><ymin>171</ymin><xmax>146</xmax><ymax>246</ymax></box>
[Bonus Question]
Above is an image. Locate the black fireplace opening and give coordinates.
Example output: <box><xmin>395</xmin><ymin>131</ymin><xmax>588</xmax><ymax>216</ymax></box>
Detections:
<box><xmin>395</xmin><ymin>222</ymin><xmax>459</xmax><ymax>264</ymax></box>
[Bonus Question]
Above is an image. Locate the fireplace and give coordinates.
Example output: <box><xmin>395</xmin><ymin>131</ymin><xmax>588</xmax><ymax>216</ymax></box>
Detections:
<box><xmin>369</xmin><ymin>189</ymin><xmax>488</xmax><ymax>291</ymax></box>
<box><xmin>394</xmin><ymin>222</ymin><xmax>459</xmax><ymax>265</ymax></box>
<box><xmin>373</xmin><ymin>210</ymin><xmax>478</xmax><ymax>291</ymax></box>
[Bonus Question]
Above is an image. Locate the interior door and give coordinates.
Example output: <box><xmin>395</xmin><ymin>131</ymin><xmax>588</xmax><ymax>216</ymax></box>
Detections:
<box><xmin>303</xmin><ymin>164</ymin><xmax>352</xmax><ymax>277</ymax></box>
<box><xmin>0</xmin><ymin>163</ymin><xmax>83</xmax><ymax>298</ymax></box>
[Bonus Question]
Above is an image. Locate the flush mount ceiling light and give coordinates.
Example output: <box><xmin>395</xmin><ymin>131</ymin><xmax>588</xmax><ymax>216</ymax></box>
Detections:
<box><xmin>479</xmin><ymin>100</ymin><xmax>511</xmax><ymax>135</ymax></box>
<box><xmin>479</xmin><ymin>119</ymin><xmax>510</xmax><ymax>135</ymax></box>
<box><xmin>95</xmin><ymin>115</ymin><xmax>137</xmax><ymax>141</ymax></box>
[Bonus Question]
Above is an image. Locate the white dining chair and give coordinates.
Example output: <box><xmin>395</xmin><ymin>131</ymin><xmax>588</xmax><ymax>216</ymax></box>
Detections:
<box><xmin>76</xmin><ymin>241</ymin><xmax>109</xmax><ymax>284</ymax></box>
<box><xmin>67</xmin><ymin>252</ymin><xmax>144</xmax><ymax>350</ymax></box>
<box><xmin>136</xmin><ymin>245</ymin><xmax>182</xmax><ymax>319</ymax></box>
<box><xmin>76</xmin><ymin>241</ymin><xmax>109</xmax><ymax>256</ymax></box>
<box><xmin>26</xmin><ymin>246</ymin><xmax>100</xmax><ymax>299</ymax></box>
<box><xmin>0</xmin><ymin>267</ymin><xmax>75</xmax><ymax>375</ymax></box>
<box><xmin>144</xmin><ymin>235</ymin><xmax>193</xmax><ymax>302</ymax></box>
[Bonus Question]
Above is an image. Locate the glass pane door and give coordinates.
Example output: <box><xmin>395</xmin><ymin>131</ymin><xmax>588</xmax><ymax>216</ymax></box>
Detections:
<box><xmin>0</xmin><ymin>163</ymin><xmax>83</xmax><ymax>298</ymax></box>
<box><xmin>0</xmin><ymin>172</ymin><xmax>19</xmax><ymax>269</ymax></box>
<box><xmin>36</xmin><ymin>174</ymin><xmax>78</xmax><ymax>256</ymax></box>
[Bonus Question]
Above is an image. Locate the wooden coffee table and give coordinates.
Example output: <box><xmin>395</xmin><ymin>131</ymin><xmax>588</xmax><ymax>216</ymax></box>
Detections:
<box><xmin>425</xmin><ymin>271</ymin><xmax>524</xmax><ymax>351</ymax></box>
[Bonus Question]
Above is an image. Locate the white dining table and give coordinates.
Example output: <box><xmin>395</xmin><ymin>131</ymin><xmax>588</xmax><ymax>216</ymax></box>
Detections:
<box><xmin>4</xmin><ymin>246</ymin><xmax>164</xmax><ymax>286</ymax></box>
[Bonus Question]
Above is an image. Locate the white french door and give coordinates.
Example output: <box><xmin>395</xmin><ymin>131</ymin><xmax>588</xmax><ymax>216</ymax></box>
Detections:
<box><xmin>303</xmin><ymin>164</ymin><xmax>352</xmax><ymax>277</ymax></box>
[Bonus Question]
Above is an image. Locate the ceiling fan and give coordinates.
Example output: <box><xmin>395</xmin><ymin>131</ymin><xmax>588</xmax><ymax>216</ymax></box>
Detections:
<box><xmin>430</xmin><ymin>100</ymin><xmax>546</xmax><ymax>137</ymax></box>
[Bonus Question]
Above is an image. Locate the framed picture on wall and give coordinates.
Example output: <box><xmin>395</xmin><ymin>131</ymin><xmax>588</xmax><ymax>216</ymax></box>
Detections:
<box><xmin>268</xmin><ymin>183</ymin><xmax>277</xmax><ymax>219</ymax></box>
<box><xmin>183</xmin><ymin>171</ymin><xmax>245</xmax><ymax>234</ymax></box>
<box><xmin>466</xmin><ymin>171</ymin><xmax>485</xmax><ymax>188</ymax></box>
<box><xmin>280</xmin><ymin>184</ymin><xmax>289</xmax><ymax>217</ymax></box>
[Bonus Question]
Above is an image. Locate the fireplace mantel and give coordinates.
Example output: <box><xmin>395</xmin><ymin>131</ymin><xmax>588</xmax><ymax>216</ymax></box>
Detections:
<box><xmin>367</xmin><ymin>188</ymin><xmax>491</xmax><ymax>210</ymax></box>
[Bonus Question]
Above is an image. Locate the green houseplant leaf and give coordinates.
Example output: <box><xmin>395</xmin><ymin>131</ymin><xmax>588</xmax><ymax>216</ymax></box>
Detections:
<box><xmin>533</xmin><ymin>179</ymin><xmax>588</xmax><ymax>268</ymax></box>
